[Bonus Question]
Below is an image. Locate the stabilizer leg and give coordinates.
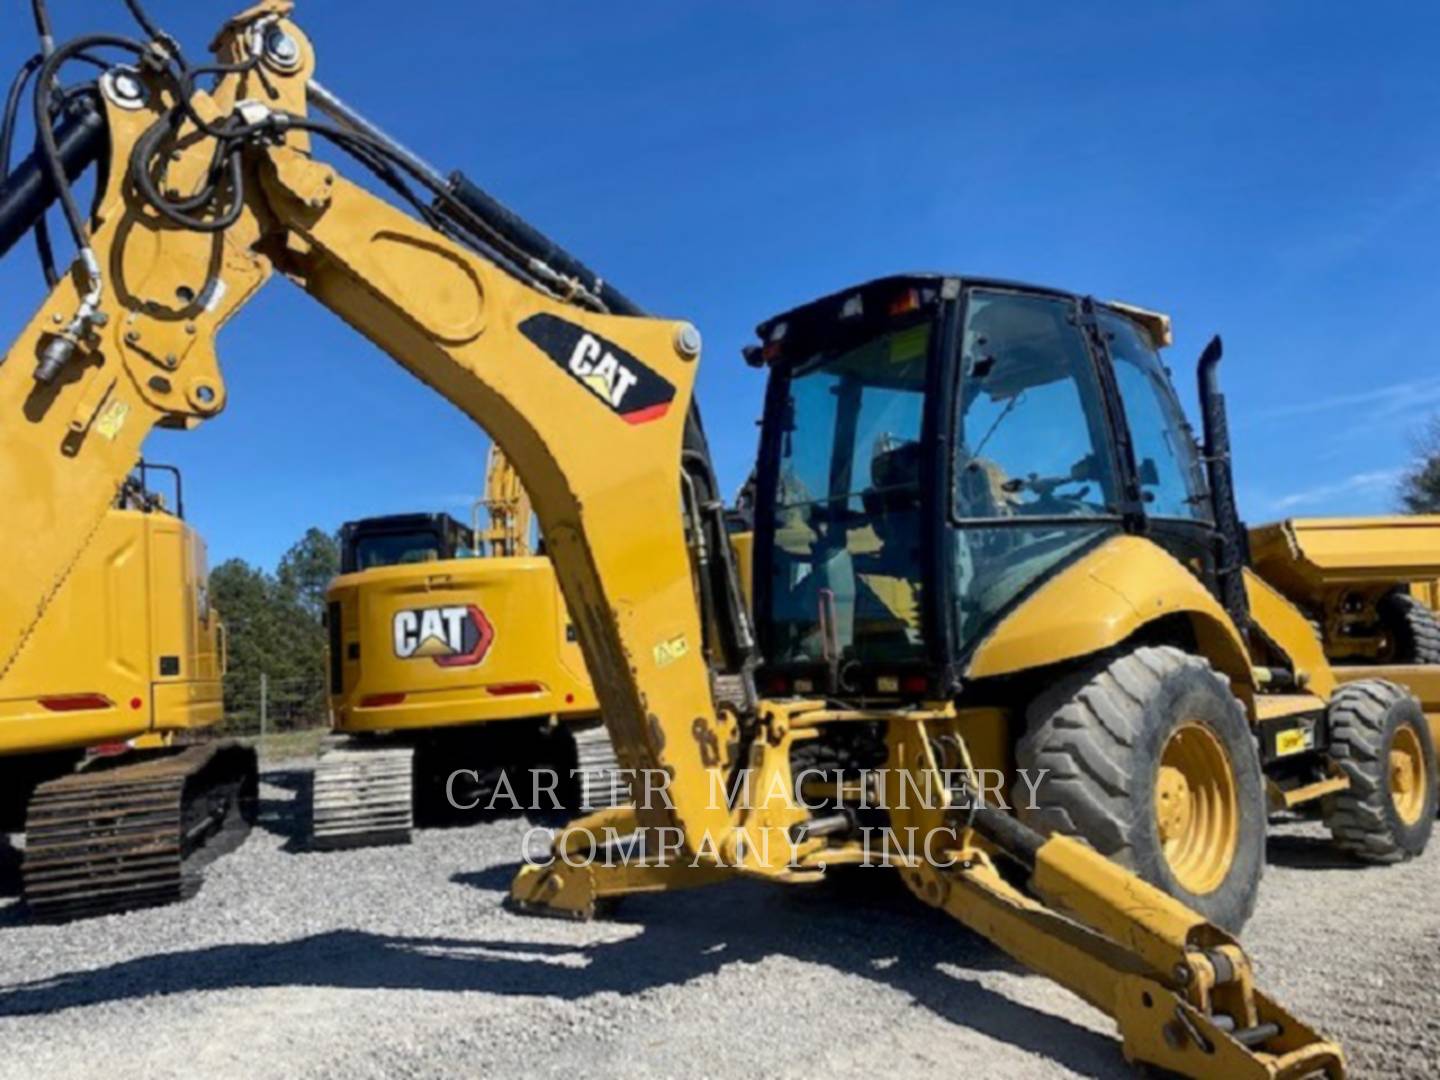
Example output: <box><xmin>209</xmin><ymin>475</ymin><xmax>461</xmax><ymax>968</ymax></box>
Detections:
<box><xmin>508</xmin><ymin>806</ymin><xmax>733</xmax><ymax>920</ymax></box>
<box><xmin>902</xmin><ymin>810</ymin><xmax>1344</xmax><ymax>1079</ymax></box>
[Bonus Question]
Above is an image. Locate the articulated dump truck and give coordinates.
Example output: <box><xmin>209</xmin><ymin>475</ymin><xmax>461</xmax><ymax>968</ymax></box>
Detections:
<box><xmin>1250</xmin><ymin>516</ymin><xmax>1440</xmax><ymax>847</ymax></box>
<box><xmin>0</xmin><ymin>467</ymin><xmax>255</xmax><ymax>920</ymax></box>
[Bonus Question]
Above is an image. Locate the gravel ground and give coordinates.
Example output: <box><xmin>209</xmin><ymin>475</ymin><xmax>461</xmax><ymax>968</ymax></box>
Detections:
<box><xmin>0</xmin><ymin>762</ymin><xmax>1437</xmax><ymax>1079</ymax></box>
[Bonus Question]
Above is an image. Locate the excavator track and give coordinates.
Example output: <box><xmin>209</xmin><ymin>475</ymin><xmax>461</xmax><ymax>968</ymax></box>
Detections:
<box><xmin>310</xmin><ymin>744</ymin><xmax>414</xmax><ymax>849</ymax></box>
<box><xmin>22</xmin><ymin>741</ymin><xmax>258</xmax><ymax>922</ymax></box>
<box><xmin>572</xmin><ymin>723</ymin><xmax>626</xmax><ymax>810</ymax></box>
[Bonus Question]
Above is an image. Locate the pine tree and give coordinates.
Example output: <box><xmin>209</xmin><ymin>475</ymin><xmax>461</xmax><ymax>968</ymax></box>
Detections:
<box><xmin>1400</xmin><ymin>417</ymin><xmax>1440</xmax><ymax>513</ymax></box>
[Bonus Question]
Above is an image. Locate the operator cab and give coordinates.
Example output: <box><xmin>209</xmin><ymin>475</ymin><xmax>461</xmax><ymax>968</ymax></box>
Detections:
<box><xmin>751</xmin><ymin>274</ymin><xmax>1216</xmax><ymax>701</ymax></box>
<box><xmin>339</xmin><ymin>512</ymin><xmax>476</xmax><ymax>573</ymax></box>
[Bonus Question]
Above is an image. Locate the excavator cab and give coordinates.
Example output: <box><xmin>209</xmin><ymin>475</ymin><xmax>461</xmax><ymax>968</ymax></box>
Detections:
<box><xmin>339</xmin><ymin>513</ymin><xmax>476</xmax><ymax>571</ymax></box>
<box><xmin>753</xmin><ymin>275</ymin><xmax>1219</xmax><ymax>701</ymax></box>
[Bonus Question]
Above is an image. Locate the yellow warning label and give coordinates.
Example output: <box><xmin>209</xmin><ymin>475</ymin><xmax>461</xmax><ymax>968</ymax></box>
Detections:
<box><xmin>1275</xmin><ymin>728</ymin><xmax>1312</xmax><ymax>756</ymax></box>
<box><xmin>653</xmin><ymin>634</ymin><xmax>688</xmax><ymax>668</ymax></box>
<box><xmin>94</xmin><ymin>400</ymin><xmax>129</xmax><ymax>441</ymax></box>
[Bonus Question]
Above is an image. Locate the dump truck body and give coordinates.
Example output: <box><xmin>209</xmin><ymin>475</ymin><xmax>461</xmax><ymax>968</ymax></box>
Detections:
<box><xmin>1250</xmin><ymin>516</ymin><xmax>1440</xmax><ymax>664</ymax></box>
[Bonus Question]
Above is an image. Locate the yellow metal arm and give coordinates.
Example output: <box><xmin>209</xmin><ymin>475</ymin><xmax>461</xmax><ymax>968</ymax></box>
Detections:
<box><xmin>0</xmin><ymin>3</ymin><xmax>737</xmax><ymax>850</ymax></box>
<box><xmin>477</xmin><ymin>445</ymin><xmax>532</xmax><ymax>557</ymax></box>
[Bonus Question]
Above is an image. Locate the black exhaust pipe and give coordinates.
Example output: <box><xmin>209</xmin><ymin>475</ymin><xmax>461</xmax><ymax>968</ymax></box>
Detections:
<box><xmin>1196</xmin><ymin>335</ymin><xmax>1251</xmax><ymax>632</ymax></box>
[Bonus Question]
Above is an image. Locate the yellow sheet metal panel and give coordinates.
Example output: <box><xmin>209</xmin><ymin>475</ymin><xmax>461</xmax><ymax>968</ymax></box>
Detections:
<box><xmin>965</xmin><ymin>535</ymin><xmax>1253</xmax><ymax>693</ymax></box>
<box><xmin>1242</xmin><ymin>568</ymin><xmax>1336</xmax><ymax>698</ymax></box>
<box><xmin>328</xmin><ymin>555</ymin><xmax>598</xmax><ymax>734</ymax></box>
<box><xmin>1250</xmin><ymin>515</ymin><xmax>1440</xmax><ymax>593</ymax></box>
<box><xmin>729</xmin><ymin>531</ymin><xmax>754</xmax><ymax>612</ymax></box>
<box><xmin>147</xmin><ymin>513</ymin><xmax>224</xmax><ymax>686</ymax></box>
<box><xmin>0</xmin><ymin>509</ymin><xmax>222</xmax><ymax>755</ymax></box>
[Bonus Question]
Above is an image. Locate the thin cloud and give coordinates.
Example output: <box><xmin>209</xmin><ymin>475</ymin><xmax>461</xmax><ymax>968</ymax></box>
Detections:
<box><xmin>1241</xmin><ymin>375</ymin><xmax>1440</xmax><ymax>424</ymax></box>
<box><xmin>1276</xmin><ymin>161</ymin><xmax>1440</xmax><ymax>271</ymax></box>
<box><xmin>1265</xmin><ymin>468</ymin><xmax>1404</xmax><ymax>513</ymax></box>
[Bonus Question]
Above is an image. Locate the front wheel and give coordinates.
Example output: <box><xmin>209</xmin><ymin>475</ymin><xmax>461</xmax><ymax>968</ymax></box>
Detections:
<box><xmin>1015</xmin><ymin>645</ymin><xmax>1266</xmax><ymax>932</ymax></box>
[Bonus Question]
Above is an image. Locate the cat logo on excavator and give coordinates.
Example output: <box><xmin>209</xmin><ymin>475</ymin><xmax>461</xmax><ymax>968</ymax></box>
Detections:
<box><xmin>519</xmin><ymin>312</ymin><xmax>676</xmax><ymax>424</ymax></box>
<box><xmin>392</xmin><ymin>604</ymin><xmax>495</xmax><ymax>667</ymax></box>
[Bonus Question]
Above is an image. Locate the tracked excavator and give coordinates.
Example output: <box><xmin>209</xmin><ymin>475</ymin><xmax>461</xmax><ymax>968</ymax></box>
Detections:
<box><xmin>0</xmin><ymin>2</ymin><xmax>1350</xmax><ymax>1072</ymax></box>
<box><xmin>0</xmin><ymin>462</ymin><xmax>254</xmax><ymax>920</ymax></box>
<box><xmin>314</xmin><ymin>445</ymin><xmax>618</xmax><ymax>848</ymax></box>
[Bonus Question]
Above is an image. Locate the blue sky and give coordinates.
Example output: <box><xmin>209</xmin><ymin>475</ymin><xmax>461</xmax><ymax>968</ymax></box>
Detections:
<box><xmin>3</xmin><ymin>2</ymin><xmax>1438</xmax><ymax>570</ymax></box>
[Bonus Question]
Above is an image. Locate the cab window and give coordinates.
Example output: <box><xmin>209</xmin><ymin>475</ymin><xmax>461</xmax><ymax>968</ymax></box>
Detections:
<box><xmin>1100</xmin><ymin>310</ymin><xmax>1210</xmax><ymax>522</ymax></box>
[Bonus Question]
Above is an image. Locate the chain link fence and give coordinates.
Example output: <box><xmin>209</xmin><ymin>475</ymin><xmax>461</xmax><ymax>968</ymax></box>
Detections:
<box><xmin>221</xmin><ymin>672</ymin><xmax>331</xmax><ymax>758</ymax></box>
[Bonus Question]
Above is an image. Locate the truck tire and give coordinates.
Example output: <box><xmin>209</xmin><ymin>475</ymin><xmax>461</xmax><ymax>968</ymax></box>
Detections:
<box><xmin>1015</xmin><ymin>645</ymin><xmax>1266</xmax><ymax>932</ymax></box>
<box><xmin>1323</xmin><ymin>680</ymin><xmax>1437</xmax><ymax>862</ymax></box>
<box><xmin>1377</xmin><ymin>591</ymin><xmax>1440</xmax><ymax>664</ymax></box>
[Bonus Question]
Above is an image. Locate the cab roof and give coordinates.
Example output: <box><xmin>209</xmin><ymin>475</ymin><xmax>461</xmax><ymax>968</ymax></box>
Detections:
<box><xmin>754</xmin><ymin>273</ymin><xmax>1171</xmax><ymax>350</ymax></box>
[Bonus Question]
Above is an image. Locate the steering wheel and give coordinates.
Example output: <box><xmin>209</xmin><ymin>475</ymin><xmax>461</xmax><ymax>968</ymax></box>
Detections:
<box><xmin>1000</xmin><ymin>472</ymin><xmax>1094</xmax><ymax>514</ymax></box>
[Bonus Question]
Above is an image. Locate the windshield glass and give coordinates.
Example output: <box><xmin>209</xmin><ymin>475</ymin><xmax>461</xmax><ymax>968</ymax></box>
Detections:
<box><xmin>1100</xmin><ymin>309</ymin><xmax>1211</xmax><ymax>521</ymax></box>
<box><xmin>956</xmin><ymin>289</ymin><xmax>1121</xmax><ymax>519</ymax></box>
<box><xmin>351</xmin><ymin>530</ymin><xmax>446</xmax><ymax>570</ymax></box>
<box><xmin>950</xmin><ymin>289</ymin><xmax>1123</xmax><ymax>650</ymax></box>
<box><xmin>766</xmin><ymin>321</ymin><xmax>930</xmax><ymax>667</ymax></box>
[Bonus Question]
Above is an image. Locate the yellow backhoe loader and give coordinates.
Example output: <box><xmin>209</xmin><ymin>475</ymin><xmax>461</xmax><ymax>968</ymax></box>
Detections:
<box><xmin>0</xmin><ymin>462</ymin><xmax>254</xmax><ymax>919</ymax></box>
<box><xmin>0</xmin><ymin>2</ymin><xmax>1357</xmax><ymax>1072</ymax></box>
<box><xmin>315</xmin><ymin>446</ymin><xmax>615</xmax><ymax>848</ymax></box>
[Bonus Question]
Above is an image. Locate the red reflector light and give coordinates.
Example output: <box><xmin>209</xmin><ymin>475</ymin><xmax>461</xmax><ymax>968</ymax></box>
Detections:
<box><xmin>900</xmin><ymin>674</ymin><xmax>928</xmax><ymax>695</ymax></box>
<box><xmin>39</xmin><ymin>694</ymin><xmax>113</xmax><ymax>712</ymax></box>
<box><xmin>889</xmin><ymin>289</ymin><xmax>920</xmax><ymax>316</ymax></box>
<box><xmin>487</xmin><ymin>682</ymin><xmax>543</xmax><ymax>697</ymax></box>
<box><xmin>765</xmin><ymin>675</ymin><xmax>790</xmax><ymax>696</ymax></box>
<box><xmin>360</xmin><ymin>692</ymin><xmax>407</xmax><ymax>708</ymax></box>
<box><xmin>130</xmin><ymin>697</ymin><xmax>144</xmax><ymax>710</ymax></box>
<box><xmin>90</xmin><ymin>742</ymin><xmax>130</xmax><ymax>757</ymax></box>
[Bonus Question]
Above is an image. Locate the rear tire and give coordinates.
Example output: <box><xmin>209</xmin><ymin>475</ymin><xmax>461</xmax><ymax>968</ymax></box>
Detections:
<box><xmin>1015</xmin><ymin>645</ymin><xmax>1266</xmax><ymax>932</ymax></box>
<box><xmin>1323</xmin><ymin>680</ymin><xmax>1436</xmax><ymax>862</ymax></box>
<box><xmin>1377</xmin><ymin>590</ymin><xmax>1440</xmax><ymax>664</ymax></box>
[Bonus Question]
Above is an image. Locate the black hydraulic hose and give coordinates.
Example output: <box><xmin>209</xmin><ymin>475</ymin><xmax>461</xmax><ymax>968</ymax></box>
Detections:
<box><xmin>1</xmin><ymin>55</ymin><xmax>44</xmax><ymax>176</ymax></box>
<box><xmin>120</xmin><ymin>0</ymin><xmax>187</xmax><ymax>68</ymax></box>
<box><xmin>130</xmin><ymin>112</ymin><xmax>245</xmax><ymax>232</ymax></box>
<box><xmin>29</xmin><ymin>0</ymin><xmax>54</xmax><ymax>53</ymax></box>
<box><xmin>31</xmin><ymin>33</ymin><xmax>146</xmax><ymax>250</ymax></box>
<box><xmin>0</xmin><ymin>91</ymin><xmax>105</xmax><ymax>259</ymax></box>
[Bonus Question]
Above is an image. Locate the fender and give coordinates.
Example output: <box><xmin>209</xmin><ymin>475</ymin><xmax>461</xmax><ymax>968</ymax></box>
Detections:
<box><xmin>966</xmin><ymin>535</ymin><xmax>1255</xmax><ymax>699</ymax></box>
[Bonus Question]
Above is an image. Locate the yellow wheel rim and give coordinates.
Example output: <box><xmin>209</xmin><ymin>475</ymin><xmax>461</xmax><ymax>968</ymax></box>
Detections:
<box><xmin>1155</xmin><ymin>721</ymin><xmax>1239</xmax><ymax>896</ymax></box>
<box><xmin>1390</xmin><ymin>725</ymin><xmax>1427</xmax><ymax>826</ymax></box>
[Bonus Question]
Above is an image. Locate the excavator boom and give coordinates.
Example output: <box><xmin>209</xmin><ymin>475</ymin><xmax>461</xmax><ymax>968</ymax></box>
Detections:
<box><xmin>0</xmin><ymin>4</ymin><xmax>1343</xmax><ymax>1073</ymax></box>
<box><xmin>477</xmin><ymin>445</ymin><xmax>533</xmax><ymax>557</ymax></box>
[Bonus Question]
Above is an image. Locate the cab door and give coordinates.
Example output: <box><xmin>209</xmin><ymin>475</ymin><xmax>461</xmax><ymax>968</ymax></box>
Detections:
<box><xmin>1096</xmin><ymin>308</ymin><xmax>1221</xmax><ymax>597</ymax></box>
